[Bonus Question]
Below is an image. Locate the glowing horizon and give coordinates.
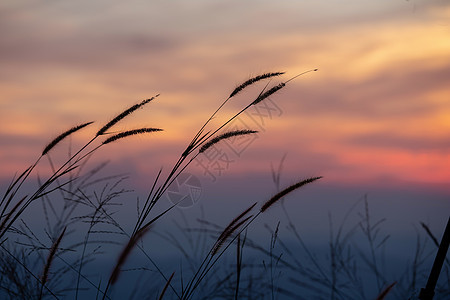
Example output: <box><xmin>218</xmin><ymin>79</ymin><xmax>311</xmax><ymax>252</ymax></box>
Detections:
<box><xmin>1</xmin><ymin>0</ymin><xmax>449</xmax><ymax>190</ymax></box>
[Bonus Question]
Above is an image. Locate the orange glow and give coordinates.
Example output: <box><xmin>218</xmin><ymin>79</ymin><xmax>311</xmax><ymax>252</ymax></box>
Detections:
<box><xmin>1</xmin><ymin>1</ymin><xmax>449</xmax><ymax>189</ymax></box>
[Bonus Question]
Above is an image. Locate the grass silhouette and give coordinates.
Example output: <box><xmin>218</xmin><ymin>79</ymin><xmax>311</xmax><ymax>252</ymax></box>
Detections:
<box><xmin>0</xmin><ymin>70</ymin><xmax>448</xmax><ymax>299</ymax></box>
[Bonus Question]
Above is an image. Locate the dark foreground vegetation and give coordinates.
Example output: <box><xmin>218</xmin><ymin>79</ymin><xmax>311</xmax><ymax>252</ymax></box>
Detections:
<box><xmin>1</xmin><ymin>71</ymin><xmax>448</xmax><ymax>299</ymax></box>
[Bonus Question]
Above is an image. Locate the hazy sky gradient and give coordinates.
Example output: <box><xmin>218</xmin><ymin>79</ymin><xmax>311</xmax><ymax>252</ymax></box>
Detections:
<box><xmin>1</xmin><ymin>0</ymin><xmax>449</xmax><ymax>192</ymax></box>
<box><xmin>2</xmin><ymin>4</ymin><xmax>449</xmax><ymax>298</ymax></box>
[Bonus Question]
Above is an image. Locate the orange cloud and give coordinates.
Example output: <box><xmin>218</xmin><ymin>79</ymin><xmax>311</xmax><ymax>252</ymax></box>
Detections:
<box><xmin>1</xmin><ymin>1</ymin><xmax>449</xmax><ymax>189</ymax></box>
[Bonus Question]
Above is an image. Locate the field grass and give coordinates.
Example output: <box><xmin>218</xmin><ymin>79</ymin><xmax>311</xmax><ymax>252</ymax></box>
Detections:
<box><xmin>0</xmin><ymin>71</ymin><xmax>448</xmax><ymax>299</ymax></box>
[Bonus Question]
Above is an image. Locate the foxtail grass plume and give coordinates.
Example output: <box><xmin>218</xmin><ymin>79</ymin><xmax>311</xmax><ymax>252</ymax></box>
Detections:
<box><xmin>212</xmin><ymin>202</ymin><xmax>257</xmax><ymax>255</ymax></box>
<box><xmin>97</xmin><ymin>95</ymin><xmax>159</xmax><ymax>136</ymax></box>
<box><xmin>110</xmin><ymin>227</ymin><xmax>150</xmax><ymax>284</ymax></box>
<box><xmin>251</xmin><ymin>83</ymin><xmax>286</xmax><ymax>106</ymax></box>
<box><xmin>212</xmin><ymin>215</ymin><xmax>253</xmax><ymax>256</ymax></box>
<box><xmin>229</xmin><ymin>72</ymin><xmax>285</xmax><ymax>98</ymax></box>
<box><xmin>375</xmin><ymin>282</ymin><xmax>397</xmax><ymax>300</ymax></box>
<box><xmin>41</xmin><ymin>227</ymin><xmax>66</xmax><ymax>286</ymax></box>
<box><xmin>42</xmin><ymin>122</ymin><xmax>94</xmax><ymax>156</ymax></box>
<box><xmin>250</xmin><ymin>69</ymin><xmax>318</xmax><ymax>106</ymax></box>
<box><xmin>199</xmin><ymin>130</ymin><xmax>257</xmax><ymax>154</ymax></box>
<box><xmin>260</xmin><ymin>176</ymin><xmax>322</xmax><ymax>212</ymax></box>
<box><xmin>158</xmin><ymin>272</ymin><xmax>175</xmax><ymax>300</ymax></box>
<box><xmin>102</xmin><ymin>128</ymin><xmax>163</xmax><ymax>145</ymax></box>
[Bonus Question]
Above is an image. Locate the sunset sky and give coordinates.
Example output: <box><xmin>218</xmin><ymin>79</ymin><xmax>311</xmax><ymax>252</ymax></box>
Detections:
<box><xmin>1</xmin><ymin>0</ymin><xmax>449</xmax><ymax>201</ymax></box>
<box><xmin>2</xmin><ymin>2</ymin><xmax>450</xmax><ymax>298</ymax></box>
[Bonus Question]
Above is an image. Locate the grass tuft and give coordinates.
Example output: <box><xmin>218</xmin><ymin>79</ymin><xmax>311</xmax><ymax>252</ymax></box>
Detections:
<box><xmin>96</xmin><ymin>95</ymin><xmax>159</xmax><ymax>136</ymax></box>
<box><xmin>102</xmin><ymin>128</ymin><xmax>163</xmax><ymax>145</ymax></box>
<box><xmin>212</xmin><ymin>203</ymin><xmax>257</xmax><ymax>256</ymax></box>
<box><xmin>229</xmin><ymin>72</ymin><xmax>285</xmax><ymax>98</ymax></box>
<box><xmin>109</xmin><ymin>227</ymin><xmax>150</xmax><ymax>285</ymax></box>
<box><xmin>199</xmin><ymin>130</ymin><xmax>257</xmax><ymax>154</ymax></box>
<box><xmin>260</xmin><ymin>176</ymin><xmax>322</xmax><ymax>212</ymax></box>
<box><xmin>42</xmin><ymin>122</ymin><xmax>94</xmax><ymax>155</ymax></box>
<box><xmin>158</xmin><ymin>272</ymin><xmax>175</xmax><ymax>300</ymax></box>
<box><xmin>375</xmin><ymin>281</ymin><xmax>397</xmax><ymax>300</ymax></box>
<box><xmin>251</xmin><ymin>83</ymin><xmax>286</xmax><ymax>106</ymax></box>
<box><xmin>41</xmin><ymin>227</ymin><xmax>66</xmax><ymax>288</ymax></box>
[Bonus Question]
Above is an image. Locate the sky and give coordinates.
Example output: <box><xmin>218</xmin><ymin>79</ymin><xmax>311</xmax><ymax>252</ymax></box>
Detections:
<box><xmin>1</xmin><ymin>1</ymin><xmax>449</xmax><ymax>298</ymax></box>
<box><xmin>1</xmin><ymin>0</ymin><xmax>449</xmax><ymax>203</ymax></box>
